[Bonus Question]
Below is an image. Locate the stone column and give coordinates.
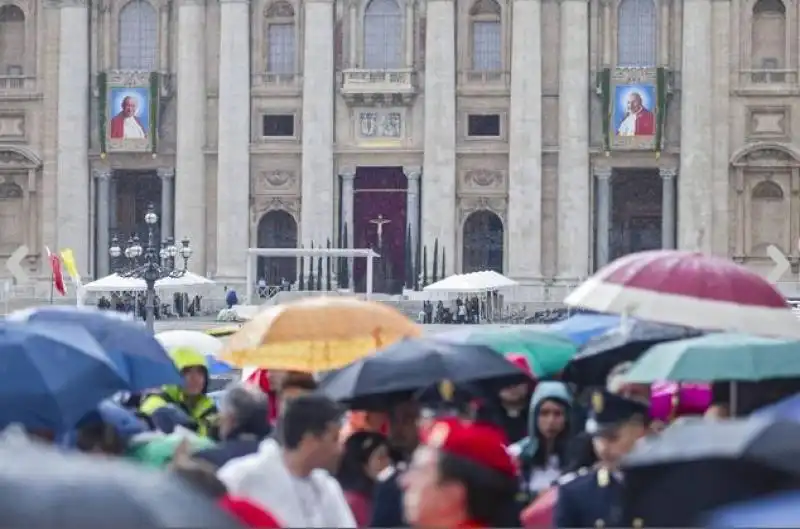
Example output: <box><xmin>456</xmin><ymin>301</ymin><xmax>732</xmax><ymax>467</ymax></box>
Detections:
<box><xmin>594</xmin><ymin>168</ymin><xmax>612</xmax><ymax>269</ymax></box>
<box><xmin>301</xmin><ymin>0</ymin><xmax>335</xmax><ymax>247</ymax></box>
<box><xmin>348</xmin><ymin>2</ymin><xmax>358</xmax><ymax>67</ymax></box>
<box><xmin>93</xmin><ymin>169</ymin><xmax>112</xmax><ymax>277</ymax></box>
<box><xmin>109</xmin><ymin>178</ymin><xmax>117</xmax><ymax>233</ymax></box>
<box><xmin>678</xmin><ymin>0</ymin><xmax>713</xmax><ymax>251</ymax></box>
<box><xmin>660</xmin><ymin>168</ymin><xmax>676</xmax><ymax>249</ymax></box>
<box><xmin>341</xmin><ymin>169</ymin><xmax>355</xmax><ymax>289</ymax></box>
<box><xmin>175</xmin><ymin>0</ymin><xmax>207</xmax><ymax>274</ymax></box>
<box><xmin>508</xmin><ymin>0</ymin><xmax>543</xmax><ymax>280</ymax></box>
<box><xmin>556</xmin><ymin>0</ymin><xmax>591</xmax><ymax>280</ymax></box>
<box><xmin>56</xmin><ymin>0</ymin><xmax>90</xmax><ymax>268</ymax></box>
<box><xmin>405</xmin><ymin>0</ymin><xmax>415</xmax><ymax>68</ymax></box>
<box><xmin>216</xmin><ymin>0</ymin><xmax>251</xmax><ymax>280</ymax></box>
<box><xmin>157</xmin><ymin>167</ymin><xmax>175</xmax><ymax>242</ymax></box>
<box><xmin>422</xmin><ymin>0</ymin><xmax>456</xmax><ymax>274</ymax></box>
<box><xmin>404</xmin><ymin>167</ymin><xmax>421</xmax><ymax>262</ymax></box>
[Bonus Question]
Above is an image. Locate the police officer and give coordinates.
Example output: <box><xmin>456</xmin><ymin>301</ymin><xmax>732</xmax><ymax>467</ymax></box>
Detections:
<box><xmin>554</xmin><ymin>389</ymin><xmax>649</xmax><ymax>528</ymax></box>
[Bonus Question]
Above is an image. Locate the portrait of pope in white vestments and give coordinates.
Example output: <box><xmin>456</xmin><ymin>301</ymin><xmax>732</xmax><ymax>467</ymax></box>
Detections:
<box><xmin>613</xmin><ymin>84</ymin><xmax>656</xmax><ymax>137</ymax></box>
<box><xmin>108</xmin><ymin>88</ymin><xmax>150</xmax><ymax>140</ymax></box>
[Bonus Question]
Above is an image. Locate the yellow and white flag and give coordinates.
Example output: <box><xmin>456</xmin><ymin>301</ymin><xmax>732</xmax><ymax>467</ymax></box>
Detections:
<box><xmin>59</xmin><ymin>248</ymin><xmax>84</xmax><ymax>306</ymax></box>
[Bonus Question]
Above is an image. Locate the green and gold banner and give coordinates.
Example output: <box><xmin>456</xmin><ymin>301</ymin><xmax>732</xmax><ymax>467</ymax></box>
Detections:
<box><xmin>597</xmin><ymin>68</ymin><xmax>611</xmax><ymax>154</ymax></box>
<box><xmin>607</xmin><ymin>68</ymin><xmax>659</xmax><ymax>153</ymax></box>
<box><xmin>655</xmin><ymin>67</ymin><xmax>668</xmax><ymax>157</ymax></box>
<box><xmin>100</xmin><ymin>71</ymin><xmax>160</xmax><ymax>156</ymax></box>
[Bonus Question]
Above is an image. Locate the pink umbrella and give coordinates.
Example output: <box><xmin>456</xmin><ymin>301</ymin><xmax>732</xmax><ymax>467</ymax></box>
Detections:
<box><xmin>650</xmin><ymin>382</ymin><xmax>711</xmax><ymax>422</ymax></box>
<box><xmin>565</xmin><ymin>250</ymin><xmax>800</xmax><ymax>338</ymax></box>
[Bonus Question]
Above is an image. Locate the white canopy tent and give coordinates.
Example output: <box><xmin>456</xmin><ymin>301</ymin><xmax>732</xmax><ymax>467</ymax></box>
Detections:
<box><xmin>84</xmin><ymin>272</ymin><xmax>217</xmax><ymax>293</ymax></box>
<box><xmin>423</xmin><ymin>270</ymin><xmax>518</xmax><ymax>293</ymax></box>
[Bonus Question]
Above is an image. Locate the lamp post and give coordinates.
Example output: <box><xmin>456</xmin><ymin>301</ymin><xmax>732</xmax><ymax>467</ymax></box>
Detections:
<box><xmin>109</xmin><ymin>203</ymin><xmax>192</xmax><ymax>333</ymax></box>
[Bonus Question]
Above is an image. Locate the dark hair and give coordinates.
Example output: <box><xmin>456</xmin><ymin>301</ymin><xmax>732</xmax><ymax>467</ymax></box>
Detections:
<box><xmin>280</xmin><ymin>371</ymin><xmax>318</xmax><ymax>393</ymax></box>
<box><xmin>221</xmin><ymin>383</ymin><xmax>271</xmax><ymax>438</ymax></box>
<box><xmin>279</xmin><ymin>394</ymin><xmax>342</xmax><ymax>450</ymax></box>
<box><xmin>530</xmin><ymin>397</ymin><xmax>571</xmax><ymax>468</ymax></box>
<box><xmin>335</xmin><ymin>431</ymin><xmax>388</xmax><ymax>496</ymax></box>
<box><xmin>171</xmin><ymin>457</ymin><xmax>228</xmax><ymax>499</ymax></box>
<box><xmin>75</xmin><ymin>423</ymin><xmax>127</xmax><ymax>455</ymax></box>
<box><xmin>437</xmin><ymin>452</ymin><xmax>518</xmax><ymax>526</ymax></box>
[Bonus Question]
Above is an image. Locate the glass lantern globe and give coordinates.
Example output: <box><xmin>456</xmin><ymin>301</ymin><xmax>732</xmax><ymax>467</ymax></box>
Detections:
<box><xmin>145</xmin><ymin>210</ymin><xmax>158</xmax><ymax>226</ymax></box>
<box><xmin>180</xmin><ymin>238</ymin><xmax>193</xmax><ymax>259</ymax></box>
<box><xmin>167</xmin><ymin>244</ymin><xmax>178</xmax><ymax>258</ymax></box>
<box><xmin>159</xmin><ymin>247</ymin><xmax>168</xmax><ymax>260</ymax></box>
<box><xmin>109</xmin><ymin>241</ymin><xmax>121</xmax><ymax>258</ymax></box>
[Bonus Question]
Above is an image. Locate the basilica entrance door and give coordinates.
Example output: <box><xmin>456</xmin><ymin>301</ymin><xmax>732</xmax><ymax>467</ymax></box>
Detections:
<box><xmin>256</xmin><ymin>210</ymin><xmax>298</xmax><ymax>286</ymax></box>
<box><xmin>609</xmin><ymin>169</ymin><xmax>662</xmax><ymax>260</ymax></box>
<box><xmin>462</xmin><ymin>210</ymin><xmax>504</xmax><ymax>273</ymax></box>
<box><xmin>113</xmin><ymin>170</ymin><xmax>162</xmax><ymax>245</ymax></box>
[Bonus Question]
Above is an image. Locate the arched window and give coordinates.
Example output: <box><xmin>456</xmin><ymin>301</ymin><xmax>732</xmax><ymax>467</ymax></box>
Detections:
<box><xmin>751</xmin><ymin>0</ymin><xmax>786</xmax><ymax>75</ymax></box>
<box><xmin>751</xmin><ymin>179</ymin><xmax>785</xmax><ymax>200</ymax></box>
<box><xmin>470</xmin><ymin>0</ymin><xmax>502</xmax><ymax>72</ymax></box>
<box><xmin>266</xmin><ymin>2</ymin><xmax>296</xmax><ymax>74</ymax></box>
<box><xmin>363</xmin><ymin>0</ymin><xmax>403</xmax><ymax>69</ymax></box>
<box><xmin>617</xmin><ymin>0</ymin><xmax>657</xmax><ymax>67</ymax></box>
<box><xmin>0</xmin><ymin>4</ymin><xmax>25</xmax><ymax>75</ymax></box>
<box><xmin>118</xmin><ymin>0</ymin><xmax>158</xmax><ymax>70</ymax></box>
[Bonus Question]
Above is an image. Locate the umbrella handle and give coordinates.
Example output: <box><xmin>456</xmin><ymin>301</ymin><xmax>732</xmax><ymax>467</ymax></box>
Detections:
<box><xmin>373</xmin><ymin>328</ymin><xmax>383</xmax><ymax>349</ymax></box>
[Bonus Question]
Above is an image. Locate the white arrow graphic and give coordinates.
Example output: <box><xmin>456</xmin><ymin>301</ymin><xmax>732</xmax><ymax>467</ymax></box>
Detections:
<box><xmin>6</xmin><ymin>245</ymin><xmax>28</xmax><ymax>284</ymax></box>
<box><xmin>766</xmin><ymin>244</ymin><xmax>790</xmax><ymax>284</ymax></box>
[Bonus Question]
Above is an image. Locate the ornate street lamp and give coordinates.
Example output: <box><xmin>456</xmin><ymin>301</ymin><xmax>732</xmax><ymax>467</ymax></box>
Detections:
<box><xmin>109</xmin><ymin>203</ymin><xmax>192</xmax><ymax>332</ymax></box>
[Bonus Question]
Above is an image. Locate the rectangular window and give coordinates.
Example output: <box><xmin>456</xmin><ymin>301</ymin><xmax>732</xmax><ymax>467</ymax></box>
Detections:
<box><xmin>471</xmin><ymin>21</ymin><xmax>502</xmax><ymax>72</ymax></box>
<box><xmin>262</xmin><ymin>114</ymin><xmax>295</xmax><ymax>137</ymax></box>
<box><xmin>267</xmin><ymin>23</ymin><xmax>295</xmax><ymax>74</ymax></box>
<box><xmin>467</xmin><ymin>114</ymin><xmax>501</xmax><ymax>137</ymax></box>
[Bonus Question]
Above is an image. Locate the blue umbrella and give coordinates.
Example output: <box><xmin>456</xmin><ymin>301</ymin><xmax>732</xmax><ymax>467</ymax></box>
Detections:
<box><xmin>0</xmin><ymin>321</ymin><xmax>129</xmax><ymax>432</ymax></box>
<box><xmin>205</xmin><ymin>354</ymin><xmax>233</xmax><ymax>376</ymax></box>
<box><xmin>549</xmin><ymin>313</ymin><xmax>621</xmax><ymax>346</ymax></box>
<box><xmin>706</xmin><ymin>491</ymin><xmax>800</xmax><ymax>527</ymax></box>
<box><xmin>753</xmin><ymin>392</ymin><xmax>800</xmax><ymax>422</ymax></box>
<box><xmin>8</xmin><ymin>306</ymin><xmax>181</xmax><ymax>390</ymax></box>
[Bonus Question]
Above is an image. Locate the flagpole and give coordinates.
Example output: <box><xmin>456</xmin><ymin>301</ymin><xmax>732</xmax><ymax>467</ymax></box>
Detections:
<box><xmin>49</xmin><ymin>269</ymin><xmax>54</xmax><ymax>305</ymax></box>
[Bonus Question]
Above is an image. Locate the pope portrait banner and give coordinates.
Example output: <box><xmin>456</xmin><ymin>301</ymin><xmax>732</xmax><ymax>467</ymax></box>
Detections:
<box><xmin>98</xmin><ymin>70</ymin><xmax>160</xmax><ymax>156</ymax></box>
<box><xmin>609</xmin><ymin>68</ymin><xmax>659</xmax><ymax>151</ymax></box>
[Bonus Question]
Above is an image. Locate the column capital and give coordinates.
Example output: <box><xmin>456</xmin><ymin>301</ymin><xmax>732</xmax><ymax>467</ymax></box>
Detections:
<box><xmin>594</xmin><ymin>167</ymin><xmax>613</xmax><ymax>180</ymax></box>
<box><xmin>46</xmin><ymin>0</ymin><xmax>88</xmax><ymax>7</ymax></box>
<box><xmin>93</xmin><ymin>168</ymin><xmax>112</xmax><ymax>180</ymax></box>
<box><xmin>341</xmin><ymin>167</ymin><xmax>356</xmax><ymax>181</ymax></box>
<box><xmin>659</xmin><ymin>167</ymin><xmax>677</xmax><ymax>180</ymax></box>
<box><xmin>403</xmin><ymin>166</ymin><xmax>421</xmax><ymax>180</ymax></box>
<box><xmin>157</xmin><ymin>167</ymin><xmax>175</xmax><ymax>179</ymax></box>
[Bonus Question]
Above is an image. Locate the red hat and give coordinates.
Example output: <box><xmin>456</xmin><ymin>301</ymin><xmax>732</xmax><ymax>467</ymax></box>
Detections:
<box><xmin>421</xmin><ymin>419</ymin><xmax>516</xmax><ymax>479</ymax></box>
<box><xmin>219</xmin><ymin>495</ymin><xmax>283</xmax><ymax>528</ymax></box>
<box><xmin>506</xmin><ymin>354</ymin><xmax>534</xmax><ymax>379</ymax></box>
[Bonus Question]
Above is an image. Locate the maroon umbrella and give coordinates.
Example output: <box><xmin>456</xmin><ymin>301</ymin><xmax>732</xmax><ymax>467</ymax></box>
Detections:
<box><xmin>564</xmin><ymin>250</ymin><xmax>800</xmax><ymax>338</ymax></box>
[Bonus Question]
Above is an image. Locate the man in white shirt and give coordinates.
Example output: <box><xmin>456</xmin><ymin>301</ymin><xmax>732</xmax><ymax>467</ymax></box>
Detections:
<box><xmin>218</xmin><ymin>394</ymin><xmax>357</xmax><ymax>528</ymax></box>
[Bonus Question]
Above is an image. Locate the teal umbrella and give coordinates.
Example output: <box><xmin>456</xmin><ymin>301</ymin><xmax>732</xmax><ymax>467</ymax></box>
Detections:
<box><xmin>624</xmin><ymin>333</ymin><xmax>800</xmax><ymax>384</ymax></box>
<box><xmin>126</xmin><ymin>430</ymin><xmax>216</xmax><ymax>468</ymax></box>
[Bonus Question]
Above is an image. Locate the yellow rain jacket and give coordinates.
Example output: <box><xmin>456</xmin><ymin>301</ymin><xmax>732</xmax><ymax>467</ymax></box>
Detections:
<box><xmin>140</xmin><ymin>346</ymin><xmax>218</xmax><ymax>437</ymax></box>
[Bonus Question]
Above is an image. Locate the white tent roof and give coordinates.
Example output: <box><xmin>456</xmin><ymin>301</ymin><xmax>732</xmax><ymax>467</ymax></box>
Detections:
<box><xmin>423</xmin><ymin>270</ymin><xmax>518</xmax><ymax>293</ymax></box>
<box><xmin>84</xmin><ymin>272</ymin><xmax>216</xmax><ymax>292</ymax></box>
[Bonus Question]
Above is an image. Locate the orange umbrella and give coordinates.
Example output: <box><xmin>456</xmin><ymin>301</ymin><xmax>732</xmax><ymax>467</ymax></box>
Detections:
<box><xmin>220</xmin><ymin>297</ymin><xmax>422</xmax><ymax>372</ymax></box>
<box><xmin>521</xmin><ymin>486</ymin><xmax>558</xmax><ymax>529</ymax></box>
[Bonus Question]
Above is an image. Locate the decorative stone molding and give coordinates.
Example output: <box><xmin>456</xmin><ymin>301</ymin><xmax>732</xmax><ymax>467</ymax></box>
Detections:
<box><xmin>0</xmin><ymin>146</ymin><xmax>41</xmax><ymax>169</ymax></box>
<box><xmin>403</xmin><ymin>166</ymin><xmax>421</xmax><ymax>180</ymax></box>
<box><xmin>462</xmin><ymin>169</ymin><xmax>503</xmax><ymax>189</ymax></box>
<box><xmin>156</xmin><ymin>167</ymin><xmax>175</xmax><ymax>180</ymax></box>
<box><xmin>251</xmin><ymin>196</ymin><xmax>301</xmax><ymax>225</ymax></box>
<box><xmin>731</xmin><ymin>142</ymin><xmax>800</xmax><ymax>168</ymax></box>
<box><xmin>458</xmin><ymin>196</ymin><xmax>507</xmax><ymax>225</ymax></box>
<box><xmin>253</xmin><ymin>170</ymin><xmax>297</xmax><ymax>194</ymax></box>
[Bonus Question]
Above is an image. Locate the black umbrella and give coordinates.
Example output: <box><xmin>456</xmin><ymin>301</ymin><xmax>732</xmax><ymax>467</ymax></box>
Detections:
<box><xmin>620</xmin><ymin>417</ymin><xmax>800</xmax><ymax>526</ymax></box>
<box><xmin>318</xmin><ymin>338</ymin><xmax>530</xmax><ymax>407</ymax></box>
<box><xmin>562</xmin><ymin>321</ymin><xmax>700</xmax><ymax>388</ymax></box>
<box><xmin>0</xmin><ymin>435</ymin><xmax>242</xmax><ymax>528</ymax></box>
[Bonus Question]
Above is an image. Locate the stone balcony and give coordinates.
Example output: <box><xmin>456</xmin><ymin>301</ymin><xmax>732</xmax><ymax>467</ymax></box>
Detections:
<box><xmin>340</xmin><ymin>68</ymin><xmax>417</xmax><ymax>105</ymax></box>
<box><xmin>458</xmin><ymin>70</ymin><xmax>510</xmax><ymax>95</ymax></box>
<box><xmin>252</xmin><ymin>72</ymin><xmax>303</xmax><ymax>96</ymax></box>
<box><xmin>0</xmin><ymin>76</ymin><xmax>37</xmax><ymax>100</ymax></box>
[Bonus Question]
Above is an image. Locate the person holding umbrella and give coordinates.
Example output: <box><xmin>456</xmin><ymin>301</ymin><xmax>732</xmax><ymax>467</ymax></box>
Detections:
<box><xmin>554</xmin><ymin>389</ymin><xmax>649</xmax><ymax>528</ymax></box>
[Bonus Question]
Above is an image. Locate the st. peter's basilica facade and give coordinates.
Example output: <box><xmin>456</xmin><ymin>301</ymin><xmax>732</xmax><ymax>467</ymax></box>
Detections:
<box><xmin>0</xmin><ymin>0</ymin><xmax>796</xmax><ymax>296</ymax></box>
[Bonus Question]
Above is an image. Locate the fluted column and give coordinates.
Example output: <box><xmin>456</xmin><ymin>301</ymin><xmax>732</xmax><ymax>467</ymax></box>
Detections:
<box><xmin>175</xmin><ymin>0</ymin><xmax>207</xmax><ymax>274</ymax></box>
<box><xmin>678</xmin><ymin>0</ymin><xmax>713</xmax><ymax>251</ymax></box>
<box><xmin>660</xmin><ymin>168</ymin><xmax>676</xmax><ymax>249</ymax></box>
<box><xmin>556</xmin><ymin>0</ymin><xmax>591</xmax><ymax>279</ymax></box>
<box><xmin>594</xmin><ymin>168</ymin><xmax>612</xmax><ymax>269</ymax></box>
<box><xmin>93</xmin><ymin>169</ymin><xmax>112</xmax><ymax>277</ymax></box>
<box><xmin>216</xmin><ymin>0</ymin><xmax>251</xmax><ymax>280</ymax></box>
<box><xmin>341</xmin><ymin>169</ymin><xmax>355</xmax><ymax>289</ymax></box>
<box><xmin>157</xmin><ymin>167</ymin><xmax>175</xmax><ymax>242</ymax></box>
<box><xmin>404</xmin><ymin>166</ymin><xmax>421</xmax><ymax>263</ymax></box>
<box><xmin>508</xmin><ymin>0</ymin><xmax>543</xmax><ymax>280</ymax></box>
<box><xmin>421</xmin><ymin>0</ymin><xmax>456</xmax><ymax>274</ymax></box>
<box><xmin>301</xmin><ymin>0</ymin><xmax>335</xmax><ymax>246</ymax></box>
<box><xmin>56</xmin><ymin>0</ymin><xmax>90</xmax><ymax>268</ymax></box>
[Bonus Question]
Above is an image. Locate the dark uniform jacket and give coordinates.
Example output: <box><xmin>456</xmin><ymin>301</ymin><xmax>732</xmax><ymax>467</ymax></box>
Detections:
<box><xmin>554</xmin><ymin>467</ymin><xmax>623</xmax><ymax>528</ymax></box>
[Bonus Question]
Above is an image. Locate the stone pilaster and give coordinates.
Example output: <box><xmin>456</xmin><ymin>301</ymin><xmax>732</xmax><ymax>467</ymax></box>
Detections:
<box><xmin>93</xmin><ymin>169</ymin><xmax>112</xmax><ymax>277</ymax></box>
<box><xmin>175</xmin><ymin>0</ymin><xmax>207</xmax><ymax>274</ymax></box>
<box><xmin>300</xmin><ymin>0</ymin><xmax>335</xmax><ymax>247</ymax></box>
<box><xmin>594</xmin><ymin>168</ymin><xmax>612</xmax><ymax>269</ymax></box>
<box><xmin>341</xmin><ymin>168</ymin><xmax>355</xmax><ymax>289</ymax></box>
<box><xmin>56</xmin><ymin>0</ymin><xmax>90</xmax><ymax>268</ymax></box>
<box><xmin>216</xmin><ymin>0</ymin><xmax>251</xmax><ymax>280</ymax></box>
<box><xmin>421</xmin><ymin>0</ymin><xmax>456</xmax><ymax>274</ymax></box>
<box><xmin>660</xmin><ymin>168</ymin><xmax>676</xmax><ymax>249</ymax></box>
<box><xmin>404</xmin><ymin>166</ymin><xmax>421</xmax><ymax>263</ymax></box>
<box><xmin>678</xmin><ymin>0</ymin><xmax>713</xmax><ymax>252</ymax></box>
<box><xmin>157</xmin><ymin>167</ymin><xmax>175</xmax><ymax>242</ymax></box>
<box><xmin>556</xmin><ymin>0</ymin><xmax>591</xmax><ymax>280</ymax></box>
<box><xmin>710</xmin><ymin>0</ymin><xmax>731</xmax><ymax>255</ymax></box>
<box><xmin>508</xmin><ymin>0</ymin><xmax>543</xmax><ymax>280</ymax></box>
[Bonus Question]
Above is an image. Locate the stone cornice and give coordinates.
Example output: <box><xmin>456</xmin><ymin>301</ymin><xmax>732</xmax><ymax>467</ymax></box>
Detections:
<box><xmin>44</xmin><ymin>0</ymin><xmax>88</xmax><ymax>7</ymax></box>
<box><xmin>178</xmin><ymin>0</ymin><xmax>207</xmax><ymax>6</ymax></box>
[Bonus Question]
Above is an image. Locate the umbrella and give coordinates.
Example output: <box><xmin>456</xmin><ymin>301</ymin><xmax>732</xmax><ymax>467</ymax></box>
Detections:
<box><xmin>753</xmin><ymin>393</ymin><xmax>800</xmax><ymax>422</ymax></box>
<box><xmin>548</xmin><ymin>313</ymin><xmax>621</xmax><ymax>346</ymax></box>
<box><xmin>706</xmin><ymin>491</ymin><xmax>800</xmax><ymax>527</ymax></box>
<box><xmin>621</xmin><ymin>417</ymin><xmax>800</xmax><ymax>526</ymax></box>
<box><xmin>127</xmin><ymin>429</ymin><xmax>217</xmax><ymax>468</ymax></box>
<box><xmin>8</xmin><ymin>306</ymin><xmax>181</xmax><ymax>390</ymax></box>
<box><xmin>623</xmin><ymin>333</ymin><xmax>800</xmax><ymax>384</ymax></box>
<box><xmin>436</xmin><ymin>327</ymin><xmax>577</xmax><ymax>377</ymax></box>
<box><xmin>0</xmin><ymin>321</ymin><xmax>129</xmax><ymax>432</ymax></box>
<box><xmin>0</xmin><ymin>434</ymin><xmax>240</xmax><ymax>528</ymax></box>
<box><xmin>319</xmin><ymin>338</ymin><xmax>531</xmax><ymax>406</ymax></box>
<box><xmin>564</xmin><ymin>250</ymin><xmax>800</xmax><ymax>338</ymax></box>
<box><xmin>220</xmin><ymin>297</ymin><xmax>422</xmax><ymax>372</ymax></box>
<box><xmin>156</xmin><ymin>330</ymin><xmax>224</xmax><ymax>357</ymax></box>
<box><xmin>562</xmin><ymin>320</ymin><xmax>700</xmax><ymax>387</ymax></box>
